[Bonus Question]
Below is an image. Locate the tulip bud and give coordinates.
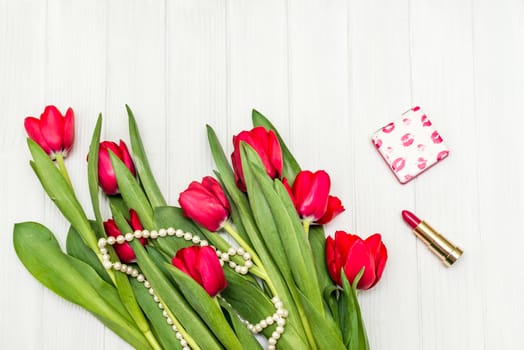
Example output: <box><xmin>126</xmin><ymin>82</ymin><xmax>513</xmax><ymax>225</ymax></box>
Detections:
<box><xmin>103</xmin><ymin>209</ymin><xmax>146</xmax><ymax>263</ymax></box>
<box><xmin>24</xmin><ymin>105</ymin><xmax>75</xmax><ymax>160</ymax></box>
<box><xmin>98</xmin><ymin>140</ymin><xmax>136</xmax><ymax>195</ymax></box>
<box><xmin>231</xmin><ymin>126</ymin><xmax>283</xmax><ymax>192</ymax></box>
<box><xmin>326</xmin><ymin>231</ymin><xmax>387</xmax><ymax>290</ymax></box>
<box><xmin>172</xmin><ymin>246</ymin><xmax>227</xmax><ymax>297</ymax></box>
<box><xmin>285</xmin><ymin>170</ymin><xmax>345</xmax><ymax>225</ymax></box>
<box><xmin>179</xmin><ymin>176</ymin><xmax>231</xmax><ymax>232</ymax></box>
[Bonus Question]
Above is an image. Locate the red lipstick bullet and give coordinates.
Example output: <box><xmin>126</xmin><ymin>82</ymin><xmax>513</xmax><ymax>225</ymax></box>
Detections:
<box><xmin>402</xmin><ymin>210</ymin><xmax>463</xmax><ymax>266</ymax></box>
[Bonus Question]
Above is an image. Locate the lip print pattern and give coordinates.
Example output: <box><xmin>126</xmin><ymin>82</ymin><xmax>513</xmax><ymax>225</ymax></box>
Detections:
<box><xmin>401</xmin><ymin>133</ymin><xmax>414</xmax><ymax>147</ymax></box>
<box><xmin>391</xmin><ymin>157</ymin><xmax>406</xmax><ymax>172</ymax></box>
<box><xmin>431</xmin><ymin>130</ymin><xmax>443</xmax><ymax>143</ymax></box>
<box><xmin>421</xmin><ymin>114</ymin><xmax>432</xmax><ymax>127</ymax></box>
<box><xmin>437</xmin><ymin>150</ymin><xmax>449</xmax><ymax>161</ymax></box>
<box><xmin>417</xmin><ymin>157</ymin><xmax>427</xmax><ymax>169</ymax></box>
<box><xmin>382</xmin><ymin>122</ymin><xmax>395</xmax><ymax>133</ymax></box>
<box><xmin>373</xmin><ymin>107</ymin><xmax>449</xmax><ymax>184</ymax></box>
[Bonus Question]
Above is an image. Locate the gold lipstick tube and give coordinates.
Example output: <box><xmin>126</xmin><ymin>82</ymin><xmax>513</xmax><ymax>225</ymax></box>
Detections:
<box><xmin>413</xmin><ymin>221</ymin><xmax>463</xmax><ymax>266</ymax></box>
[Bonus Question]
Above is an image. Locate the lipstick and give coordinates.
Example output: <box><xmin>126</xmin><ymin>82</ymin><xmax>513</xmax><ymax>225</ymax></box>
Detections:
<box><xmin>402</xmin><ymin>210</ymin><xmax>463</xmax><ymax>266</ymax></box>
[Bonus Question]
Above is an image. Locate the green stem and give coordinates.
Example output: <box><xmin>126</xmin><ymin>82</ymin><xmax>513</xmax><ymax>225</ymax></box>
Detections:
<box><xmin>144</xmin><ymin>330</ymin><xmax>162</xmax><ymax>350</ymax></box>
<box><xmin>222</xmin><ymin>222</ymin><xmax>278</xmax><ymax>296</ymax></box>
<box><xmin>55</xmin><ymin>153</ymin><xmax>73</xmax><ymax>189</ymax></box>
<box><xmin>302</xmin><ymin>219</ymin><xmax>311</xmax><ymax>238</ymax></box>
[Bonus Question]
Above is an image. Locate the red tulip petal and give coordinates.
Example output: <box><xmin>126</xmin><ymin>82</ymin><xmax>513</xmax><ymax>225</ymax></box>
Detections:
<box><xmin>179</xmin><ymin>186</ymin><xmax>229</xmax><ymax>231</ymax></box>
<box><xmin>24</xmin><ymin>117</ymin><xmax>52</xmax><ymax>154</ymax></box>
<box><xmin>40</xmin><ymin>105</ymin><xmax>65</xmax><ymax>152</ymax></box>
<box><xmin>119</xmin><ymin>140</ymin><xmax>136</xmax><ymax>176</ymax></box>
<box><xmin>316</xmin><ymin>195</ymin><xmax>345</xmax><ymax>224</ymax></box>
<box><xmin>202</xmin><ymin>176</ymin><xmax>231</xmax><ymax>213</ymax></box>
<box><xmin>172</xmin><ymin>256</ymin><xmax>191</xmax><ymax>275</ymax></box>
<box><xmin>293</xmin><ymin>170</ymin><xmax>330</xmax><ymax>220</ymax></box>
<box><xmin>62</xmin><ymin>107</ymin><xmax>75</xmax><ymax>153</ymax></box>
<box><xmin>98</xmin><ymin>145</ymin><xmax>118</xmax><ymax>195</ymax></box>
<box><xmin>104</xmin><ymin>219</ymin><xmax>136</xmax><ymax>262</ymax></box>
<box><xmin>343</xmin><ymin>240</ymin><xmax>376</xmax><ymax>290</ymax></box>
<box><xmin>267</xmin><ymin>130</ymin><xmax>283</xmax><ymax>177</ymax></box>
<box><xmin>325</xmin><ymin>235</ymin><xmax>342</xmax><ymax>285</ymax></box>
<box><xmin>128</xmin><ymin>209</ymin><xmax>144</xmax><ymax>231</ymax></box>
<box><xmin>197</xmin><ymin>246</ymin><xmax>227</xmax><ymax>296</ymax></box>
<box><xmin>104</xmin><ymin>219</ymin><xmax>122</xmax><ymax>237</ymax></box>
<box><xmin>176</xmin><ymin>246</ymin><xmax>202</xmax><ymax>284</ymax></box>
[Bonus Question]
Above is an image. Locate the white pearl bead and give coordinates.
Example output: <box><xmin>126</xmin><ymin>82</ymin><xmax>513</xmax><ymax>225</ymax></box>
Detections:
<box><xmin>215</xmin><ymin>250</ymin><xmax>222</xmax><ymax>257</ymax></box>
<box><xmin>166</xmin><ymin>317</ymin><xmax>173</xmax><ymax>325</ymax></box>
<box><xmin>153</xmin><ymin>295</ymin><xmax>159</xmax><ymax>302</ymax></box>
<box><xmin>131</xmin><ymin>269</ymin><xmax>139</xmax><ymax>277</ymax></box>
<box><xmin>120</xmin><ymin>264</ymin><xmax>128</xmax><ymax>272</ymax></box>
<box><xmin>162</xmin><ymin>310</ymin><xmax>168</xmax><ymax>318</ymax></box>
<box><xmin>240</xmin><ymin>266</ymin><xmax>248</xmax><ymax>274</ymax></box>
<box><xmin>125</xmin><ymin>233</ymin><xmax>134</xmax><ymax>241</ymax></box>
<box><xmin>148</xmin><ymin>288</ymin><xmax>155</xmax><ymax>295</ymax></box>
<box><xmin>103</xmin><ymin>261</ymin><xmax>112</xmax><ymax>269</ymax></box>
<box><xmin>134</xmin><ymin>230</ymin><xmax>142</xmax><ymax>239</ymax></box>
<box><xmin>175</xmin><ymin>229</ymin><xmax>184</xmax><ymax>237</ymax></box>
<box><xmin>259</xmin><ymin>320</ymin><xmax>267</xmax><ymax>328</ymax></box>
<box><xmin>175</xmin><ymin>332</ymin><xmax>183</xmax><ymax>340</ymax></box>
<box><xmin>200</xmin><ymin>240</ymin><xmax>208</xmax><ymax>246</ymax></box>
<box><xmin>100</xmin><ymin>248</ymin><xmax>107</xmax><ymax>255</ymax></box>
<box><xmin>254</xmin><ymin>325</ymin><xmax>262</xmax><ymax>333</ymax></box>
<box><xmin>221</xmin><ymin>253</ymin><xmax>229</xmax><ymax>261</ymax></box>
<box><xmin>158</xmin><ymin>303</ymin><xmax>164</xmax><ymax>309</ymax></box>
<box><xmin>137</xmin><ymin>274</ymin><xmax>145</xmax><ymax>282</ymax></box>
<box><xmin>144</xmin><ymin>281</ymin><xmax>151</xmax><ymax>288</ymax></box>
<box><xmin>276</xmin><ymin>326</ymin><xmax>284</xmax><ymax>334</ymax></box>
<box><xmin>229</xmin><ymin>261</ymin><xmax>237</xmax><ymax>268</ymax></box>
<box><xmin>268</xmin><ymin>338</ymin><xmax>277</xmax><ymax>345</ymax></box>
<box><xmin>107</xmin><ymin>236</ymin><xmax>116</xmax><ymax>245</ymax></box>
<box><xmin>159</xmin><ymin>229</ymin><xmax>167</xmax><ymax>237</ymax></box>
<box><xmin>274</xmin><ymin>301</ymin><xmax>283</xmax><ymax>309</ymax></box>
<box><xmin>244</xmin><ymin>260</ymin><xmax>253</xmax><ymax>268</ymax></box>
<box><xmin>150</xmin><ymin>230</ymin><xmax>158</xmax><ymax>239</ymax></box>
<box><xmin>277</xmin><ymin>318</ymin><xmax>286</xmax><ymax>326</ymax></box>
<box><xmin>116</xmin><ymin>235</ymin><xmax>125</xmax><ymax>244</ymax></box>
<box><xmin>266</xmin><ymin>316</ymin><xmax>274</xmax><ymax>325</ymax></box>
<box><xmin>98</xmin><ymin>238</ymin><xmax>107</xmax><ymax>248</ymax></box>
<box><xmin>183</xmin><ymin>233</ymin><xmax>192</xmax><ymax>240</ymax></box>
<box><xmin>236</xmin><ymin>247</ymin><xmax>245</xmax><ymax>255</ymax></box>
<box><xmin>180</xmin><ymin>339</ymin><xmax>187</xmax><ymax>347</ymax></box>
<box><xmin>268</xmin><ymin>344</ymin><xmax>276</xmax><ymax>350</ymax></box>
<box><xmin>182</xmin><ymin>347</ymin><xmax>190</xmax><ymax>350</ymax></box>
<box><xmin>113</xmin><ymin>262</ymin><xmax>122</xmax><ymax>270</ymax></box>
<box><xmin>192</xmin><ymin>236</ymin><xmax>200</xmax><ymax>244</ymax></box>
<box><xmin>243</xmin><ymin>252</ymin><xmax>251</xmax><ymax>260</ymax></box>
<box><xmin>126</xmin><ymin>266</ymin><xmax>133</xmax><ymax>275</ymax></box>
<box><xmin>167</xmin><ymin>227</ymin><xmax>175</xmax><ymax>236</ymax></box>
<box><xmin>228</xmin><ymin>247</ymin><xmax>236</xmax><ymax>255</ymax></box>
<box><xmin>102</xmin><ymin>254</ymin><xmax>110</xmax><ymax>261</ymax></box>
<box><xmin>142</xmin><ymin>230</ymin><xmax>150</xmax><ymax>238</ymax></box>
<box><xmin>271</xmin><ymin>296</ymin><xmax>280</xmax><ymax>303</ymax></box>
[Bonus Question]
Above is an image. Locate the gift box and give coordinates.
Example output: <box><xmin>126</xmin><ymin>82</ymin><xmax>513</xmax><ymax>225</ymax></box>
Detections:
<box><xmin>372</xmin><ymin>106</ymin><xmax>450</xmax><ymax>184</ymax></box>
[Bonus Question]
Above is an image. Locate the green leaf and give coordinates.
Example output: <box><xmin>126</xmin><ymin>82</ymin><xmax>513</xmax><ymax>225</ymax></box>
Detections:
<box><xmin>130</xmin><ymin>278</ymin><xmax>180</xmax><ymax>349</ymax></box>
<box><xmin>87</xmin><ymin>114</ymin><xmax>106</xmax><ymax>240</ymax></box>
<box><xmin>28</xmin><ymin>139</ymin><xmax>98</xmax><ymax>252</ymax></box>
<box><xmin>297</xmin><ymin>290</ymin><xmax>346</xmax><ymax>350</ymax></box>
<box><xmin>251</xmin><ymin>109</ymin><xmax>301</xmax><ymax>183</ymax></box>
<box><xmin>66</xmin><ymin>224</ymin><xmax>112</xmax><ymax>285</ymax></box>
<box><xmin>218</xmin><ymin>298</ymin><xmax>263</xmax><ymax>350</ymax></box>
<box><xmin>126</xmin><ymin>105</ymin><xmax>167</xmax><ymax>208</ymax></box>
<box><xmin>128</xmin><ymin>238</ymin><xmax>221</xmax><ymax>350</ymax></box>
<box><xmin>340</xmin><ymin>269</ymin><xmax>370</xmax><ymax>350</ymax></box>
<box><xmin>242</xmin><ymin>144</ymin><xmax>324</xmax><ymax>312</ymax></box>
<box><xmin>309</xmin><ymin>226</ymin><xmax>335</xmax><ymax>303</ymax></box>
<box><xmin>163</xmin><ymin>263</ymin><xmax>243</xmax><ymax>350</ymax></box>
<box><xmin>109</xmin><ymin>151</ymin><xmax>154</xmax><ymax>229</ymax></box>
<box><xmin>13</xmin><ymin>222</ymin><xmax>151</xmax><ymax>350</ymax></box>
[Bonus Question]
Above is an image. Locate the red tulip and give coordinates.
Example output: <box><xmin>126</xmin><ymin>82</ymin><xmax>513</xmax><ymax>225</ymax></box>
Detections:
<box><xmin>231</xmin><ymin>126</ymin><xmax>283</xmax><ymax>191</ymax></box>
<box><xmin>284</xmin><ymin>170</ymin><xmax>344</xmax><ymax>224</ymax></box>
<box><xmin>98</xmin><ymin>140</ymin><xmax>136</xmax><ymax>195</ymax></box>
<box><xmin>172</xmin><ymin>246</ymin><xmax>227</xmax><ymax>297</ymax></box>
<box><xmin>24</xmin><ymin>105</ymin><xmax>75</xmax><ymax>159</ymax></box>
<box><xmin>179</xmin><ymin>176</ymin><xmax>231</xmax><ymax>232</ymax></box>
<box><xmin>326</xmin><ymin>231</ymin><xmax>387</xmax><ymax>290</ymax></box>
<box><xmin>103</xmin><ymin>209</ymin><xmax>147</xmax><ymax>263</ymax></box>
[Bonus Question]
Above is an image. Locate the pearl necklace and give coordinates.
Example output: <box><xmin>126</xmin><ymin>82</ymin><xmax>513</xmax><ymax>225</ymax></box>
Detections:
<box><xmin>97</xmin><ymin>227</ymin><xmax>288</xmax><ymax>350</ymax></box>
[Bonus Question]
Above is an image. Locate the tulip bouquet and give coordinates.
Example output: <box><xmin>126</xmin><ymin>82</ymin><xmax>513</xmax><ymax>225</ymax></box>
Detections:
<box><xmin>13</xmin><ymin>105</ymin><xmax>387</xmax><ymax>350</ymax></box>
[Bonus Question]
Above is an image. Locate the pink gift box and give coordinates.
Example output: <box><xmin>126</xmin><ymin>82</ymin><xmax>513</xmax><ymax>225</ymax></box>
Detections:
<box><xmin>372</xmin><ymin>106</ymin><xmax>450</xmax><ymax>184</ymax></box>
